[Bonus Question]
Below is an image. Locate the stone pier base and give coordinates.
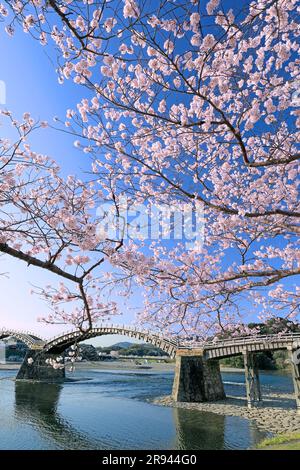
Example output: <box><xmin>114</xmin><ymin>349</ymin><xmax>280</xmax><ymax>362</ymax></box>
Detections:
<box><xmin>288</xmin><ymin>348</ymin><xmax>300</xmax><ymax>413</ymax></box>
<box><xmin>243</xmin><ymin>351</ymin><xmax>261</xmax><ymax>408</ymax></box>
<box><xmin>16</xmin><ymin>350</ymin><xmax>65</xmax><ymax>381</ymax></box>
<box><xmin>172</xmin><ymin>351</ymin><xmax>225</xmax><ymax>402</ymax></box>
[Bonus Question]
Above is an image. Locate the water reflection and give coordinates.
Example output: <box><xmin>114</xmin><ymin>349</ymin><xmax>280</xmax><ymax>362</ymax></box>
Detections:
<box><xmin>14</xmin><ymin>382</ymin><xmax>93</xmax><ymax>449</ymax></box>
<box><xmin>173</xmin><ymin>407</ymin><xmax>225</xmax><ymax>450</ymax></box>
<box><xmin>8</xmin><ymin>370</ymin><xmax>270</xmax><ymax>450</ymax></box>
<box><xmin>14</xmin><ymin>381</ymin><xmax>230</xmax><ymax>450</ymax></box>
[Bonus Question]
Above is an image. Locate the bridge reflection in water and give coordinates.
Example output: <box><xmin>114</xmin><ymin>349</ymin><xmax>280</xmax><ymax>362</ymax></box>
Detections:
<box><xmin>173</xmin><ymin>407</ymin><xmax>225</xmax><ymax>450</ymax></box>
<box><xmin>13</xmin><ymin>381</ymin><xmax>227</xmax><ymax>450</ymax></box>
<box><xmin>14</xmin><ymin>381</ymin><xmax>92</xmax><ymax>449</ymax></box>
<box><xmin>172</xmin><ymin>405</ymin><xmax>267</xmax><ymax>450</ymax></box>
<box><xmin>15</xmin><ymin>381</ymin><xmax>211</xmax><ymax>450</ymax></box>
<box><xmin>13</xmin><ymin>380</ymin><xmax>265</xmax><ymax>450</ymax></box>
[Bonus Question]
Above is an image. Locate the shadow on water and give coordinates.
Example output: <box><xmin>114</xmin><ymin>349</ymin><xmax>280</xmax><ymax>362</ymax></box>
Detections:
<box><xmin>14</xmin><ymin>381</ymin><xmax>96</xmax><ymax>449</ymax></box>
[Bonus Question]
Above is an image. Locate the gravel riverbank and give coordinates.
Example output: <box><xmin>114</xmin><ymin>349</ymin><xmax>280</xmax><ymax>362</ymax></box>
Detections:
<box><xmin>0</xmin><ymin>361</ymin><xmax>246</xmax><ymax>373</ymax></box>
<box><xmin>0</xmin><ymin>360</ymin><xmax>175</xmax><ymax>371</ymax></box>
<box><xmin>151</xmin><ymin>394</ymin><xmax>300</xmax><ymax>435</ymax></box>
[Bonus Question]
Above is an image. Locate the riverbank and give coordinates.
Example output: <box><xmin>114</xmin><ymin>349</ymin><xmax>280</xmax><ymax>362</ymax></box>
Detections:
<box><xmin>70</xmin><ymin>360</ymin><xmax>175</xmax><ymax>372</ymax></box>
<box><xmin>0</xmin><ymin>361</ymin><xmax>250</xmax><ymax>373</ymax></box>
<box><xmin>0</xmin><ymin>361</ymin><xmax>289</xmax><ymax>374</ymax></box>
<box><xmin>151</xmin><ymin>394</ymin><xmax>300</xmax><ymax>437</ymax></box>
<box><xmin>258</xmin><ymin>432</ymin><xmax>300</xmax><ymax>450</ymax></box>
<box><xmin>0</xmin><ymin>360</ymin><xmax>175</xmax><ymax>372</ymax></box>
<box><xmin>0</xmin><ymin>363</ymin><xmax>20</xmax><ymax>370</ymax></box>
<box><xmin>257</xmin><ymin>433</ymin><xmax>300</xmax><ymax>450</ymax></box>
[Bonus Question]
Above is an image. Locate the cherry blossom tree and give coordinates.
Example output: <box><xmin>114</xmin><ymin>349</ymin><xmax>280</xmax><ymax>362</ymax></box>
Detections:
<box><xmin>0</xmin><ymin>110</ymin><xmax>122</xmax><ymax>331</ymax></box>
<box><xmin>0</xmin><ymin>0</ymin><xmax>299</xmax><ymax>340</ymax></box>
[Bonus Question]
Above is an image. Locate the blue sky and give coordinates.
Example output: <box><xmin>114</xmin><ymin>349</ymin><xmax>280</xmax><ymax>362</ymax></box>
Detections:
<box><xmin>0</xmin><ymin>27</ymin><xmax>143</xmax><ymax>345</ymax></box>
<box><xmin>0</xmin><ymin>28</ymin><xmax>86</xmax><ymax>170</ymax></box>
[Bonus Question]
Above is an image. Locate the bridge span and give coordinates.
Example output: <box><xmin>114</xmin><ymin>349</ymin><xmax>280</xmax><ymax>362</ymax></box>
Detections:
<box><xmin>1</xmin><ymin>326</ymin><xmax>300</xmax><ymax>411</ymax></box>
<box><xmin>43</xmin><ymin>325</ymin><xmax>178</xmax><ymax>357</ymax></box>
<box><xmin>0</xmin><ymin>329</ymin><xmax>45</xmax><ymax>349</ymax></box>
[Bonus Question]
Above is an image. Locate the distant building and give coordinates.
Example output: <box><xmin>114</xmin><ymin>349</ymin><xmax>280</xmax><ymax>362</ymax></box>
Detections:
<box><xmin>98</xmin><ymin>352</ymin><xmax>116</xmax><ymax>361</ymax></box>
<box><xmin>110</xmin><ymin>350</ymin><xmax>120</xmax><ymax>358</ymax></box>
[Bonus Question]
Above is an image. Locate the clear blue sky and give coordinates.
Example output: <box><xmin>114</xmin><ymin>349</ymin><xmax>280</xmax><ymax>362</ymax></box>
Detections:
<box><xmin>0</xmin><ymin>27</ymin><xmax>143</xmax><ymax>345</ymax></box>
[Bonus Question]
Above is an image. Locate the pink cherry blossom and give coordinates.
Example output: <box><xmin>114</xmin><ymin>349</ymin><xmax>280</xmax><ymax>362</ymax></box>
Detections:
<box><xmin>0</xmin><ymin>0</ymin><xmax>299</xmax><ymax>341</ymax></box>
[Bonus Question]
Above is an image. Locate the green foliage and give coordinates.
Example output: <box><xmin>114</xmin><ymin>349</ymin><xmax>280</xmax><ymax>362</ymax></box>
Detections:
<box><xmin>272</xmin><ymin>350</ymin><xmax>290</xmax><ymax>369</ymax></box>
<box><xmin>248</xmin><ymin>318</ymin><xmax>300</xmax><ymax>335</ymax></box>
<box><xmin>96</xmin><ymin>342</ymin><xmax>166</xmax><ymax>357</ymax></box>
<box><xmin>216</xmin><ymin>318</ymin><xmax>300</xmax><ymax>342</ymax></box>
<box><xmin>219</xmin><ymin>317</ymin><xmax>298</xmax><ymax>370</ymax></box>
<box><xmin>220</xmin><ymin>351</ymin><xmax>289</xmax><ymax>370</ymax></box>
<box><xmin>258</xmin><ymin>433</ymin><xmax>300</xmax><ymax>450</ymax></box>
<box><xmin>121</xmin><ymin>343</ymin><xmax>166</xmax><ymax>356</ymax></box>
<box><xmin>220</xmin><ymin>355</ymin><xmax>244</xmax><ymax>368</ymax></box>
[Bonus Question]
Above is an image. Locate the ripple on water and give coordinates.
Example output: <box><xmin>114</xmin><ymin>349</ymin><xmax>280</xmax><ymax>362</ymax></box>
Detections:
<box><xmin>0</xmin><ymin>369</ymin><xmax>277</xmax><ymax>450</ymax></box>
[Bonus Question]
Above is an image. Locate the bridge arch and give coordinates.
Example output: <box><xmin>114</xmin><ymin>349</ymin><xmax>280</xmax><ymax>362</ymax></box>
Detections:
<box><xmin>0</xmin><ymin>329</ymin><xmax>45</xmax><ymax>349</ymax></box>
<box><xmin>44</xmin><ymin>326</ymin><xmax>178</xmax><ymax>358</ymax></box>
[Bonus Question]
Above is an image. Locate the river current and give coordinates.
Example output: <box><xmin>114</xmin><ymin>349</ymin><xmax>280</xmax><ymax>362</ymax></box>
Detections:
<box><xmin>0</xmin><ymin>368</ymin><xmax>294</xmax><ymax>450</ymax></box>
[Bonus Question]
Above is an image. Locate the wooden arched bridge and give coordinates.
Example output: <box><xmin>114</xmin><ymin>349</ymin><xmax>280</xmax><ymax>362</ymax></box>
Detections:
<box><xmin>1</xmin><ymin>326</ymin><xmax>300</xmax><ymax>411</ymax></box>
<box><xmin>43</xmin><ymin>325</ymin><xmax>178</xmax><ymax>357</ymax></box>
<box><xmin>0</xmin><ymin>329</ymin><xmax>45</xmax><ymax>349</ymax></box>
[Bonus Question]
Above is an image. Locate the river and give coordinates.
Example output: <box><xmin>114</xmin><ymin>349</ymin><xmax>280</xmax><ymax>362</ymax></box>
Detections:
<box><xmin>0</xmin><ymin>367</ymin><xmax>294</xmax><ymax>450</ymax></box>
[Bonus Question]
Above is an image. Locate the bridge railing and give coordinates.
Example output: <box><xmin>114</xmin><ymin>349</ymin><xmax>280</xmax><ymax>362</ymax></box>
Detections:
<box><xmin>180</xmin><ymin>333</ymin><xmax>300</xmax><ymax>349</ymax></box>
<box><xmin>45</xmin><ymin>325</ymin><xmax>179</xmax><ymax>348</ymax></box>
<box><xmin>0</xmin><ymin>328</ymin><xmax>46</xmax><ymax>339</ymax></box>
<box><xmin>2</xmin><ymin>327</ymin><xmax>300</xmax><ymax>350</ymax></box>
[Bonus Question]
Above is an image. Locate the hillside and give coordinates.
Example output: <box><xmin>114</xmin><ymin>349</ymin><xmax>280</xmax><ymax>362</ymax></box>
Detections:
<box><xmin>96</xmin><ymin>342</ymin><xmax>167</xmax><ymax>357</ymax></box>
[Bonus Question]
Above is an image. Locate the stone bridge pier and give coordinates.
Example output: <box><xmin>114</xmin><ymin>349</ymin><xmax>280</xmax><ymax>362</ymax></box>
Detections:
<box><xmin>288</xmin><ymin>347</ymin><xmax>300</xmax><ymax>412</ymax></box>
<box><xmin>172</xmin><ymin>349</ymin><xmax>225</xmax><ymax>402</ymax></box>
<box><xmin>16</xmin><ymin>350</ymin><xmax>65</xmax><ymax>381</ymax></box>
<box><xmin>242</xmin><ymin>348</ymin><xmax>300</xmax><ymax>411</ymax></box>
<box><xmin>243</xmin><ymin>351</ymin><xmax>262</xmax><ymax>408</ymax></box>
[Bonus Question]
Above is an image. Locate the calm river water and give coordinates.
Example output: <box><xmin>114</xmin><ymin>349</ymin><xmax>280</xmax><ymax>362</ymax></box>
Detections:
<box><xmin>0</xmin><ymin>368</ymin><xmax>294</xmax><ymax>450</ymax></box>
